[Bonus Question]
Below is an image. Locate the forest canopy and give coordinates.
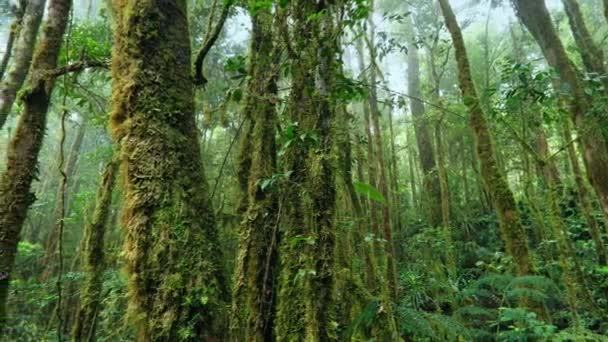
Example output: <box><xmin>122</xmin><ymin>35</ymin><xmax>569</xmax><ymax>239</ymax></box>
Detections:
<box><xmin>1</xmin><ymin>0</ymin><xmax>608</xmax><ymax>340</ymax></box>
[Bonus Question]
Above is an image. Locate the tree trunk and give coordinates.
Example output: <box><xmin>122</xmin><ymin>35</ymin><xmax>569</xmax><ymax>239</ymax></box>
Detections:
<box><xmin>513</xmin><ymin>0</ymin><xmax>608</xmax><ymax>226</ymax></box>
<box><xmin>230</xmin><ymin>6</ymin><xmax>279</xmax><ymax>341</ymax></box>
<box><xmin>563</xmin><ymin>119</ymin><xmax>607</xmax><ymax>265</ymax></box>
<box><xmin>406</xmin><ymin>128</ymin><xmax>419</xmax><ymax>210</ymax></box>
<box><xmin>406</xmin><ymin>14</ymin><xmax>442</xmax><ymax>227</ymax></box>
<box><xmin>110</xmin><ymin>0</ymin><xmax>227</xmax><ymax>339</ymax></box>
<box><xmin>0</xmin><ymin>1</ymin><xmax>26</xmax><ymax>80</ymax></box>
<box><xmin>366</xmin><ymin>16</ymin><xmax>398</xmax><ymax>299</ymax></box>
<box><xmin>275</xmin><ymin>2</ymin><xmax>338</xmax><ymax>340</ymax></box>
<box><xmin>0</xmin><ymin>0</ymin><xmax>71</xmax><ymax>327</ymax></box>
<box><xmin>561</xmin><ymin>0</ymin><xmax>607</xmax><ymax>89</ymax></box>
<box><xmin>41</xmin><ymin>119</ymin><xmax>88</xmax><ymax>280</ymax></box>
<box><xmin>439</xmin><ymin>0</ymin><xmax>534</xmax><ymax>276</ymax></box>
<box><xmin>71</xmin><ymin>158</ymin><xmax>118</xmax><ymax>342</ymax></box>
<box><xmin>435</xmin><ymin>118</ymin><xmax>455</xmax><ymax>272</ymax></box>
<box><xmin>0</xmin><ymin>0</ymin><xmax>46</xmax><ymax>129</ymax></box>
<box><xmin>356</xmin><ymin>38</ymin><xmax>379</xmax><ymax>242</ymax></box>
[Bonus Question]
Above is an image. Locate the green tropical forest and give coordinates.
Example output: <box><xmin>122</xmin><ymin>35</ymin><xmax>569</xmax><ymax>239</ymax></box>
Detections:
<box><xmin>1</xmin><ymin>0</ymin><xmax>608</xmax><ymax>340</ymax></box>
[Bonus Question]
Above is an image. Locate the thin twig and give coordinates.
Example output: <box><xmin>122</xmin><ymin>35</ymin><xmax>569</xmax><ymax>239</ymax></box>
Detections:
<box><xmin>210</xmin><ymin>116</ymin><xmax>247</xmax><ymax>202</ymax></box>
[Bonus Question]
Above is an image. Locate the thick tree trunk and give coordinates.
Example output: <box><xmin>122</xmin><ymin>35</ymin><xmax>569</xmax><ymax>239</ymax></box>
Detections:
<box><xmin>0</xmin><ymin>0</ymin><xmax>46</xmax><ymax>129</ymax></box>
<box><xmin>230</xmin><ymin>6</ymin><xmax>279</xmax><ymax>341</ymax></box>
<box><xmin>71</xmin><ymin>158</ymin><xmax>118</xmax><ymax>342</ymax></box>
<box><xmin>439</xmin><ymin>0</ymin><xmax>534</xmax><ymax>276</ymax></box>
<box><xmin>110</xmin><ymin>0</ymin><xmax>227</xmax><ymax>339</ymax></box>
<box><xmin>512</xmin><ymin>0</ymin><xmax>608</xmax><ymax>226</ymax></box>
<box><xmin>275</xmin><ymin>2</ymin><xmax>338</xmax><ymax>340</ymax></box>
<box><xmin>406</xmin><ymin>14</ymin><xmax>442</xmax><ymax>227</ymax></box>
<box><xmin>0</xmin><ymin>0</ymin><xmax>71</xmax><ymax>327</ymax></box>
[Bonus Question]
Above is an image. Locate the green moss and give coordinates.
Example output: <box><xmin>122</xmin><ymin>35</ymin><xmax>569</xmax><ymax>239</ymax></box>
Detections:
<box><xmin>109</xmin><ymin>1</ymin><xmax>227</xmax><ymax>340</ymax></box>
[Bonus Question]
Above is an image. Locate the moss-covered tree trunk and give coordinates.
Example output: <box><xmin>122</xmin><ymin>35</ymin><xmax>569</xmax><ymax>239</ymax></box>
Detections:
<box><xmin>405</xmin><ymin>13</ymin><xmax>442</xmax><ymax>227</ymax></box>
<box><xmin>0</xmin><ymin>0</ymin><xmax>71</xmax><ymax>327</ymax></box>
<box><xmin>512</xmin><ymin>0</ymin><xmax>608</xmax><ymax>225</ymax></box>
<box><xmin>71</xmin><ymin>158</ymin><xmax>118</xmax><ymax>342</ymax></box>
<box><xmin>110</xmin><ymin>0</ymin><xmax>227</xmax><ymax>339</ymax></box>
<box><xmin>439</xmin><ymin>0</ymin><xmax>534</xmax><ymax>276</ymax></box>
<box><xmin>275</xmin><ymin>1</ymin><xmax>338</xmax><ymax>340</ymax></box>
<box><xmin>230</xmin><ymin>4</ymin><xmax>279</xmax><ymax>341</ymax></box>
<box><xmin>0</xmin><ymin>0</ymin><xmax>46</xmax><ymax>129</ymax></box>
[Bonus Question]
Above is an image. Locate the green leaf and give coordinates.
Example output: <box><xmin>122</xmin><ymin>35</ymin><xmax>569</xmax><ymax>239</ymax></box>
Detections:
<box><xmin>597</xmin><ymin>266</ymin><xmax>608</xmax><ymax>274</ymax></box>
<box><xmin>353</xmin><ymin>181</ymin><xmax>386</xmax><ymax>205</ymax></box>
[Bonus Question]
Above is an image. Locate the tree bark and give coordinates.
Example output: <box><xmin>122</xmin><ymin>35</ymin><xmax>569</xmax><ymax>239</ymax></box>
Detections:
<box><xmin>230</xmin><ymin>6</ymin><xmax>279</xmax><ymax>341</ymax></box>
<box><xmin>439</xmin><ymin>0</ymin><xmax>534</xmax><ymax>276</ymax></box>
<box><xmin>562</xmin><ymin>119</ymin><xmax>607</xmax><ymax>265</ymax></box>
<box><xmin>561</xmin><ymin>0</ymin><xmax>607</xmax><ymax>89</ymax></box>
<box><xmin>366</xmin><ymin>16</ymin><xmax>398</xmax><ymax>300</ymax></box>
<box><xmin>71</xmin><ymin>158</ymin><xmax>118</xmax><ymax>342</ymax></box>
<box><xmin>406</xmin><ymin>13</ymin><xmax>442</xmax><ymax>227</ymax></box>
<box><xmin>0</xmin><ymin>0</ymin><xmax>46</xmax><ymax>129</ymax></box>
<box><xmin>275</xmin><ymin>2</ymin><xmax>338</xmax><ymax>340</ymax></box>
<box><xmin>512</xmin><ymin>0</ymin><xmax>608</xmax><ymax>226</ymax></box>
<box><xmin>0</xmin><ymin>0</ymin><xmax>71</xmax><ymax>327</ymax></box>
<box><xmin>110</xmin><ymin>0</ymin><xmax>227</xmax><ymax>339</ymax></box>
<box><xmin>0</xmin><ymin>1</ymin><xmax>26</xmax><ymax>80</ymax></box>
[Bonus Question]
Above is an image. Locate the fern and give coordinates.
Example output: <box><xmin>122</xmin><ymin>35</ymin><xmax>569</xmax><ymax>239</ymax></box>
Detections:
<box><xmin>505</xmin><ymin>287</ymin><xmax>549</xmax><ymax>304</ymax></box>
<box><xmin>453</xmin><ymin>305</ymin><xmax>496</xmax><ymax>320</ymax></box>
<box><xmin>397</xmin><ymin>307</ymin><xmax>436</xmax><ymax>340</ymax></box>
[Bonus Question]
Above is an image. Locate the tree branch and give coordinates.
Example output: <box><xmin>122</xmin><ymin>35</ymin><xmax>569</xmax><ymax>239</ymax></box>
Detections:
<box><xmin>193</xmin><ymin>0</ymin><xmax>232</xmax><ymax>86</ymax></box>
<box><xmin>45</xmin><ymin>59</ymin><xmax>109</xmax><ymax>79</ymax></box>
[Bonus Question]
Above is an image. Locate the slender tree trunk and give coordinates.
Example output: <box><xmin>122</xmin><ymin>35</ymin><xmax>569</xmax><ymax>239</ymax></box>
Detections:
<box><xmin>435</xmin><ymin>118</ymin><xmax>455</xmax><ymax>272</ymax></box>
<box><xmin>230</xmin><ymin>6</ymin><xmax>280</xmax><ymax>341</ymax></box>
<box><xmin>406</xmin><ymin>128</ymin><xmax>418</xmax><ymax>210</ymax></box>
<box><xmin>356</xmin><ymin>39</ymin><xmax>379</xmax><ymax>241</ymax></box>
<box><xmin>439</xmin><ymin>0</ymin><xmax>534</xmax><ymax>276</ymax></box>
<box><xmin>0</xmin><ymin>0</ymin><xmax>46</xmax><ymax>129</ymax></box>
<box><xmin>406</xmin><ymin>14</ymin><xmax>442</xmax><ymax>227</ymax></box>
<box><xmin>0</xmin><ymin>0</ymin><xmax>71</xmax><ymax>327</ymax></box>
<box><xmin>562</xmin><ymin>0</ymin><xmax>606</xmax><ymax>89</ymax></box>
<box><xmin>41</xmin><ymin>119</ymin><xmax>87</xmax><ymax>280</ymax></box>
<box><xmin>71</xmin><ymin>158</ymin><xmax>118</xmax><ymax>342</ymax></box>
<box><xmin>110</xmin><ymin>0</ymin><xmax>227</xmax><ymax>339</ymax></box>
<box><xmin>366</xmin><ymin>16</ymin><xmax>398</xmax><ymax>299</ymax></box>
<box><xmin>0</xmin><ymin>1</ymin><xmax>25</xmax><ymax>80</ymax></box>
<box><xmin>563</xmin><ymin>119</ymin><xmax>607</xmax><ymax>265</ymax></box>
<box><xmin>387</xmin><ymin>109</ymin><xmax>402</xmax><ymax>238</ymax></box>
<box><xmin>513</xmin><ymin>0</ymin><xmax>608</xmax><ymax>225</ymax></box>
